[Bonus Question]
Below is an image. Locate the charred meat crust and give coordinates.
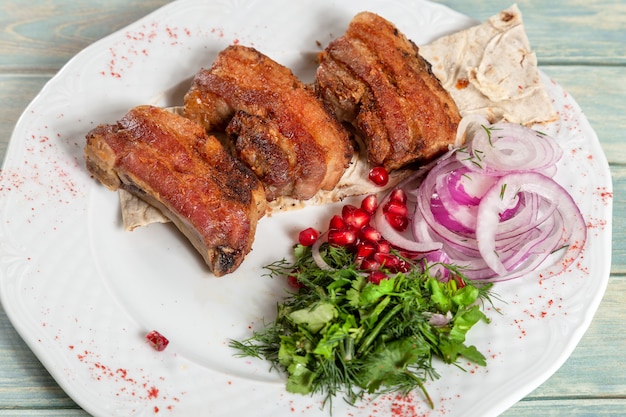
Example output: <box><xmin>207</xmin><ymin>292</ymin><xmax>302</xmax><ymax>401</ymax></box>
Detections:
<box><xmin>84</xmin><ymin>105</ymin><xmax>266</xmax><ymax>276</ymax></box>
<box><xmin>315</xmin><ymin>11</ymin><xmax>461</xmax><ymax>171</ymax></box>
<box><xmin>183</xmin><ymin>45</ymin><xmax>353</xmax><ymax>201</ymax></box>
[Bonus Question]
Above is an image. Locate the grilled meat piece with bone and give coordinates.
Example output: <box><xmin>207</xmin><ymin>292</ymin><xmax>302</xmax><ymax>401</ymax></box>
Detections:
<box><xmin>84</xmin><ymin>105</ymin><xmax>266</xmax><ymax>276</ymax></box>
<box><xmin>315</xmin><ymin>11</ymin><xmax>462</xmax><ymax>171</ymax></box>
<box><xmin>183</xmin><ymin>45</ymin><xmax>353</xmax><ymax>201</ymax></box>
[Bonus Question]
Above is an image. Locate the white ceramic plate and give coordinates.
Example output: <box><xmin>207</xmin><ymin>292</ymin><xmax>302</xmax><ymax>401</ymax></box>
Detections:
<box><xmin>0</xmin><ymin>0</ymin><xmax>612</xmax><ymax>416</ymax></box>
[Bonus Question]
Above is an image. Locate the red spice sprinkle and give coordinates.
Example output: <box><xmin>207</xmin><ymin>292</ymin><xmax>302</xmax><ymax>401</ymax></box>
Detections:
<box><xmin>148</xmin><ymin>386</ymin><xmax>159</xmax><ymax>399</ymax></box>
<box><xmin>116</xmin><ymin>368</ymin><xmax>135</xmax><ymax>383</ymax></box>
<box><xmin>166</xmin><ymin>26</ymin><xmax>177</xmax><ymax>39</ymax></box>
<box><xmin>389</xmin><ymin>393</ymin><xmax>419</xmax><ymax>416</ymax></box>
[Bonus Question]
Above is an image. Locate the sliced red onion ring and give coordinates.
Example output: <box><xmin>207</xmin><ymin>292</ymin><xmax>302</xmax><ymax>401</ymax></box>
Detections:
<box><xmin>454</xmin><ymin>113</ymin><xmax>490</xmax><ymax>148</ymax></box>
<box><xmin>311</xmin><ymin>232</ymin><xmax>334</xmax><ymax>271</ymax></box>
<box><xmin>382</xmin><ymin>118</ymin><xmax>586</xmax><ymax>282</ymax></box>
<box><xmin>373</xmin><ymin>191</ymin><xmax>443</xmax><ymax>253</ymax></box>
<box><xmin>457</xmin><ymin>123</ymin><xmax>563</xmax><ymax>176</ymax></box>
<box><xmin>475</xmin><ymin>172</ymin><xmax>586</xmax><ymax>280</ymax></box>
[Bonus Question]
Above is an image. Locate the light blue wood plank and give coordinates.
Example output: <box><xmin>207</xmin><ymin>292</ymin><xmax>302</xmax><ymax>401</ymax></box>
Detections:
<box><xmin>608</xmin><ymin>166</ymin><xmax>626</xmax><ymax>273</ymax></box>
<box><xmin>0</xmin><ymin>0</ymin><xmax>171</xmax><ymax>71</ymax></box>
<box><xmin>503</xmin><ymin>399</ymin><xmax>626</xmax><ymax>417</ymax></box>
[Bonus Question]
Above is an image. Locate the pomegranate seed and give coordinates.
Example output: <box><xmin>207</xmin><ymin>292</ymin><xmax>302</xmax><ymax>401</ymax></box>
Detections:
<box><xmin>395</xmin><ymin>259</ymin><xmax>412</xmax><ymax>273</ymax></box>
<box><xmin>327</xmin><ymin>228</ymin><xmax>357</xmax><ymax>246</ymax></box>
<box><xmin>287</xmin><ymin>274</ymin><xmax>304</xmax><ymax>289</ymax></box>
<box><xmin>360</xmin><ymin>257</ymin><xmax>381</xmax><ymax>271</ymax></box>
<box><xmin>389</xmin><ymin>188</ymin><xmax>407</xmax><ymax>204</ymax></box>
<box><xmin>374</xmin><ymin>253</ymin><xmax>410</xmax><ymax>273</ymax></box>
<box><xmin>385</xmin><ymin>212</ymin><xmax>409</xmax><ymax>231</ymax></box>
<box><xmin>384</xmin><ymin>201</ymin><xmax>409</xmax><ymax>217</ymax></box>
<box><xmin>341</xmin><ymin>205</ymin><xmax>371</xmax><ymax>229</ymax></box>
<box><xmin>374</xmin><ymin>252</ymin><xmax>401</xmax><ymax>270</ymax></box>
<box><xmin>355</xmin><ymin>241</ymin><xmax>377</xmax><ymax>259</ymax></box>
<box><xmin>329</xmin><ymin>214</ymin><xmax>346</xmax><ymax>230</ymax></box>
<box><xmin>360</xmin><ymin>194</ymin><xmax>378</xmax><ymax>214</ymax></box>
<box><xmin>368</xmin><ymin>166</ymin><xmax>389</xmax><ymax>186</ymax></box>
<box><xmin>146</xmin><ymin>330</ymin><xmax>169</xmax><ymax>352</ymax></box>
<box><xmin>368</xmin><ymin>270</ymin><xmax>388</xmax><ymax>285</ymax></box>
<box><xmin>360</xmin><ymin>225</ymin><xmax>382</xmax><ymax>242</ymax></box>
<box><xmin>298</xmin><ymin>227</ymin><xmax>319</xmax><ymax>246</ymax></box>
<box><xmin>377</xmin><ymin>240</ymin><xmax>391</xmax><ymax>254</ymax></box>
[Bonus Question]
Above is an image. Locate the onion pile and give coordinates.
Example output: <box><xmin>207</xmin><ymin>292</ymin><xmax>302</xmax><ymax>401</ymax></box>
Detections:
<box><xmin>375</xmin><ymin>117</ymin><xmax>587</xmax><ymax>282</ymax></box>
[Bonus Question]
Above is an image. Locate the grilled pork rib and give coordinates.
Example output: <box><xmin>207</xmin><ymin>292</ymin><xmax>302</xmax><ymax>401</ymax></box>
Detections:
<box><xmin>84</xmin><ymin>105</ymin><xmax>266</xmax><ymax>276</ymax></box>
<box><xmin>183</xmin><ymin>45</ymin><xmax>353</xmax><ymax>201</ymax></box>
<box><xmin>315</xmin><ymin>11</ymin><xmax>462</xmax><ymax>171</ymax></box>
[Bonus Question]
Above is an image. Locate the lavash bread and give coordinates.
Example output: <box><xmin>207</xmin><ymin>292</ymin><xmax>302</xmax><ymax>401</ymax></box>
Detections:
<box><xmin>419</xmin><ymin>4</ymin><xmax>557</xmax><ymax>126</ymax></box>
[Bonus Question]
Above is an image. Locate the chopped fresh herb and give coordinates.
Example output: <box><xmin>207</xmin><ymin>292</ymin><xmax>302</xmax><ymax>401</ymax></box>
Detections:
<box><xmin>481</xmin><ymin>124</ymin><xmax>494</xmax><ymax>146</ymax></box>
<box><xmin>229</xmin><ymin>243</ymin><xmax>493</xmax><ymax>410</ymax></box>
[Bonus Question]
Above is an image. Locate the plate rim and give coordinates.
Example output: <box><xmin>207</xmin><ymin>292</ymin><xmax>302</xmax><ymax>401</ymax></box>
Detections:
<box><xmin>0</xmin><ymin>0</ymin><xmax>613</xmax><ymax>416</ymax></box>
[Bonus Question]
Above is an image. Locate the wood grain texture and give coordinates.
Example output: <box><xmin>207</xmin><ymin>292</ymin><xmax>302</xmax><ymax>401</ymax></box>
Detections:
<box><xmin>504</xmin><ymin>399</ymin><xmax>626</xmax><ymax>417</ymax></box>
<box><xmin>609</xmin><ymin>167</ymin><xmax>626</xmax><ymax>273</ymax></box>
<box><xmin>1</xmin><ymin>0</ymin><xmax>624</xmax><ymax>416</ymax></box>
<box><xmin>0</xmin><ymin>0</ymin><xmax>171</xmax><ymax>71</ymax></box>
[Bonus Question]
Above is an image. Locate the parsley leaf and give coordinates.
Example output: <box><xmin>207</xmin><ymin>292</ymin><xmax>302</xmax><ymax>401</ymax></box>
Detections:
<box><xmin>230</xmin><ymin>244</ymin><xmax>493</xmax><ymax>411</ymax></box>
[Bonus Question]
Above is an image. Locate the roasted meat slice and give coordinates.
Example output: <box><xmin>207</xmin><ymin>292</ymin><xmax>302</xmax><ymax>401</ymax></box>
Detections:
<box><xmin>84</xmin><ymin>105</ymin><xmax>266</xmax><ymax>276</ymax></box>
<box><xmin>315</xmin><ymin>11</ymin><xmax>462</xmax><ymax>171</ymax></box>
<box><xmin>183</xmin><ymin>45</ymin><xmax>353</xmax><ymax>201</ymax></box>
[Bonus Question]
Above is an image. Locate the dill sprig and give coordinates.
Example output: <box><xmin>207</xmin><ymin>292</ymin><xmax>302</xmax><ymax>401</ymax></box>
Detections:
<box><xmin>230</xmin><ymin>243</ymin><xmax>493</xmax><ymax>411</ymax></box>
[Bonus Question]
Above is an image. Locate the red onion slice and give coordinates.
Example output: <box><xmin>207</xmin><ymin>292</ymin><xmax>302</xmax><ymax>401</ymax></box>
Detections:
<box><xmin>373</xmin><ymin>192</ymin><xmax>443</xmax><ymax>253</ymax></box>
<box><xmin>457</xmin><ymin>123</ymin><xmax>563</xmax><ymax>176</ymax></box>
<box><xmin>476</xmin><ymin>172</ymin><xmax>586</xmax><ymax>280</ymax></box>
<box><xmin>311</xmin><ymin>232</ymin><xmax>334</xmax><ymax>271</ymax></box>
<box><xmin>384</xmin><ymin>118</ymin><xmax>586</xmax><ymax>282</ymax></box>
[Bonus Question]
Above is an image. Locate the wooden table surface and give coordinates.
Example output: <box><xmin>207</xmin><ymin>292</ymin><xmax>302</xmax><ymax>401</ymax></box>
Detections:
<box><xmin>1</xmin><ymin>1</ymin><xmax>624</xmax><ymax>416</ymax></box>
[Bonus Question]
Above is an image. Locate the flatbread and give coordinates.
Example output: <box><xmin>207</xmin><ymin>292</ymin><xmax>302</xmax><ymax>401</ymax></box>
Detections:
<box><xmin>119</xmin><ymin>188</ymin><xmax>170</xmax><ymax>230</ymax></box>
<box><xmin>419</xmin><ymin>4</ymin><xmax>557</xmax><ymax>126</ymax></box>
